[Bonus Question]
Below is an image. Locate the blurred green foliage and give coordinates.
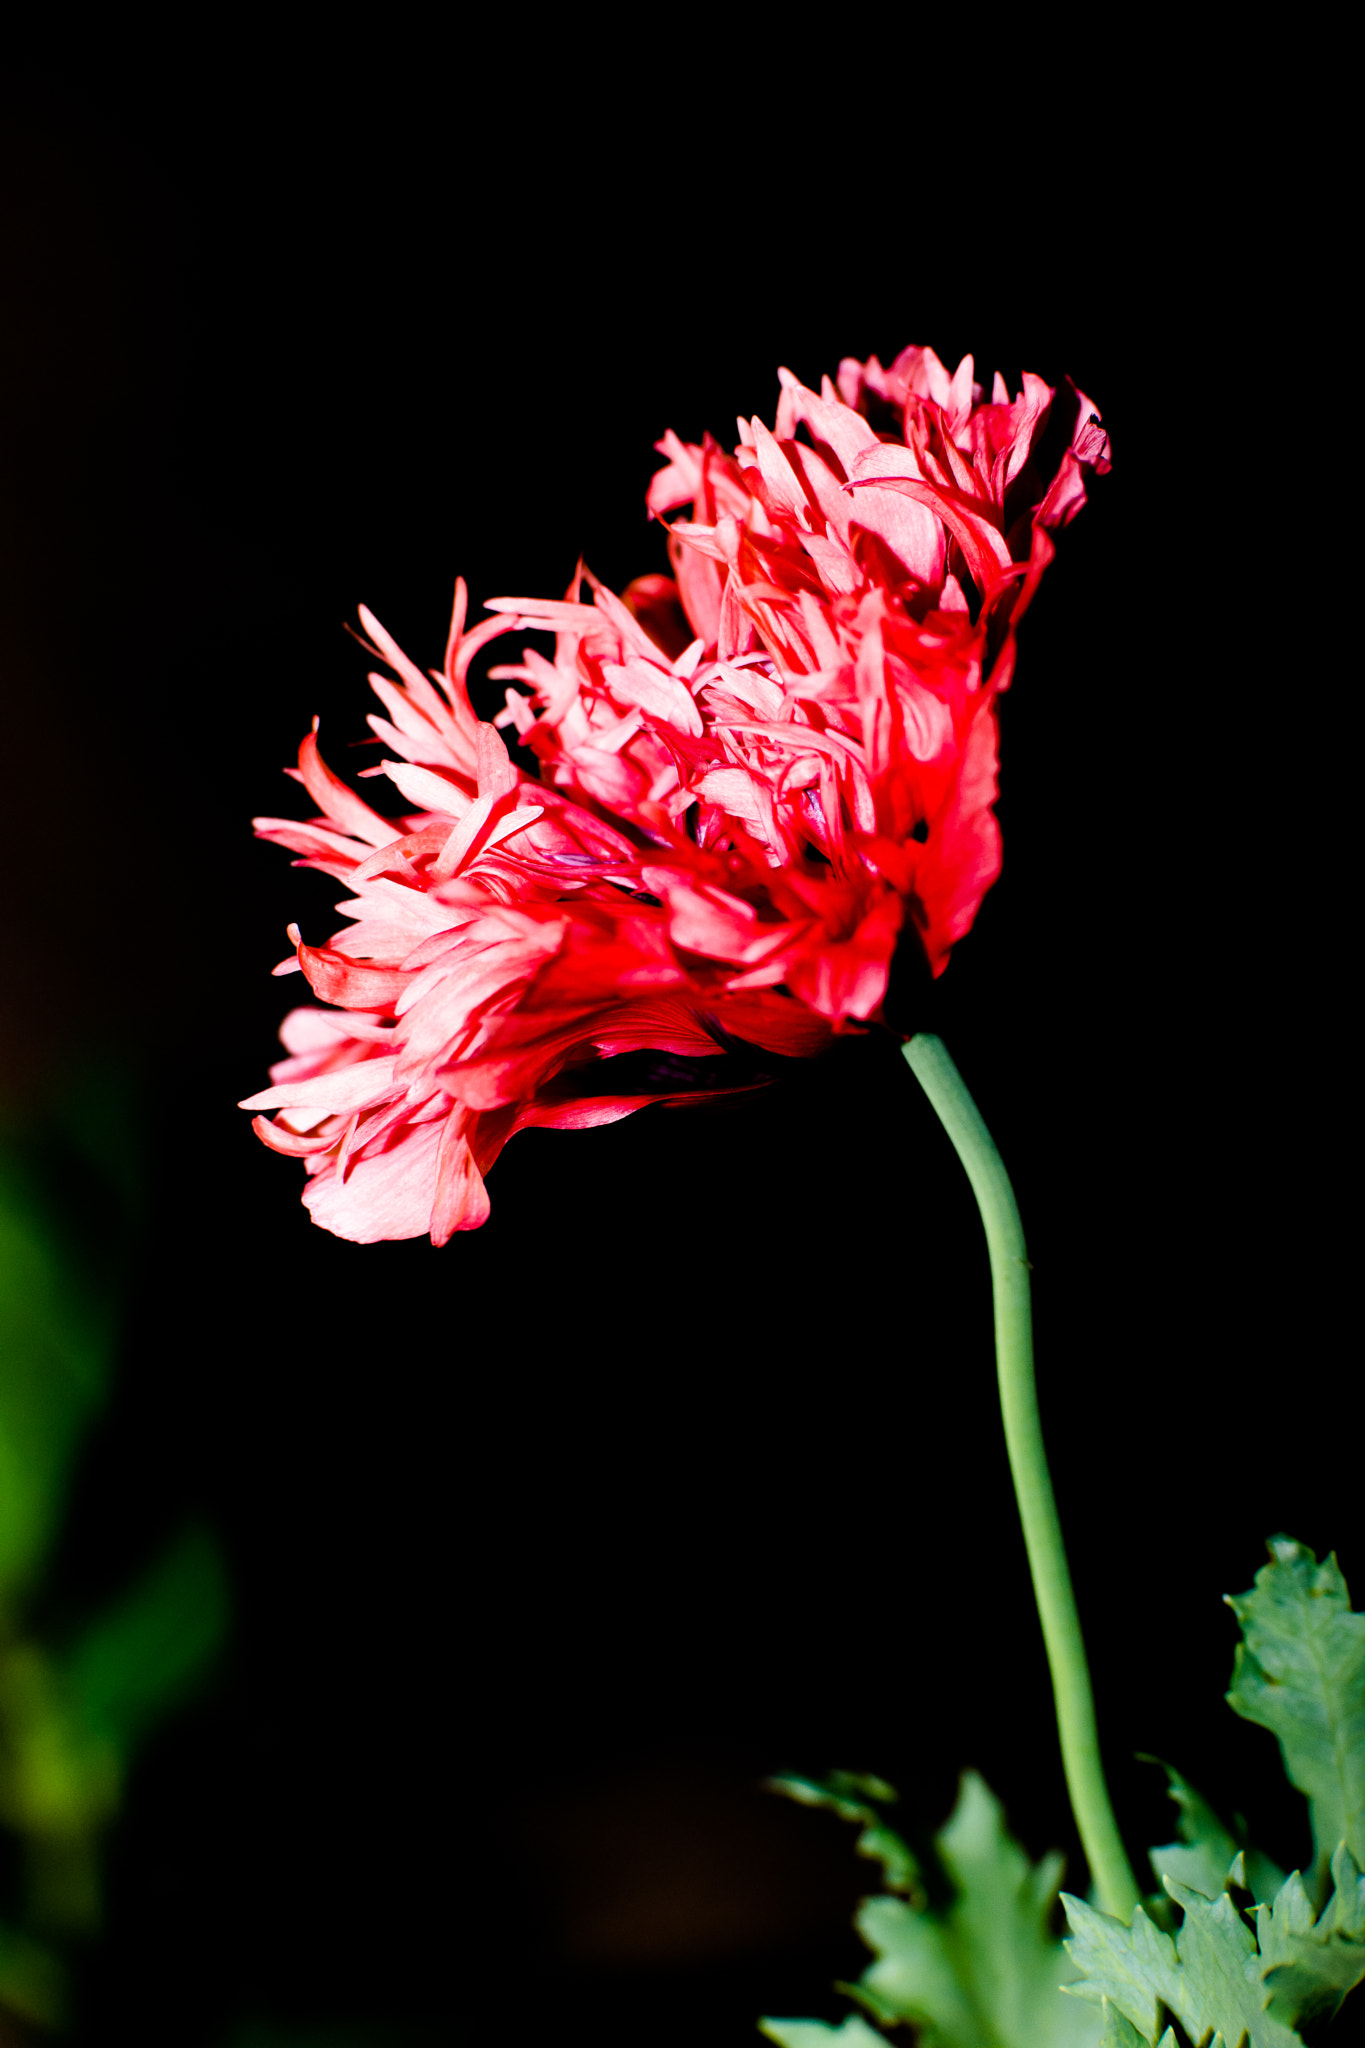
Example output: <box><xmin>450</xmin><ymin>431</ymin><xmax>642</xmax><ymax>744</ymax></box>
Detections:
<box><xmin>0</xmin><ymin>1133</ymin><xmax>115</xmax><ymax>1592</ymax></box>
<box><xmin>0</xmin><ymin>1069</ymin><xmax>229</xmax><ymax>2032</ymax></box>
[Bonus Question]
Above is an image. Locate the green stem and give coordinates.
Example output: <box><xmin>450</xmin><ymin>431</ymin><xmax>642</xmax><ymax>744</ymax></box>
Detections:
<box><xmin>903</xmin><ymin>1032</ymin><xmax>1141</xmax><ymax>1923</ymax></box>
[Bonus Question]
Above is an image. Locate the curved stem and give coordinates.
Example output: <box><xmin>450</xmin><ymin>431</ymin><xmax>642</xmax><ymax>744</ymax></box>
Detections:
<box><xmin>903</xmin><ymin>1032</ymin><xmax>1140</xmax><ymax>1923</ymax></box>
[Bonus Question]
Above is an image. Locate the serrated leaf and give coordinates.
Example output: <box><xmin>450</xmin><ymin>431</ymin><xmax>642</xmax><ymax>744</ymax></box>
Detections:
<box><xmin>1061</xmin><ymin>1896</ymin><xmax>1185</xmax><ymax>2043</ymax></box>
<box><xmin>1321</xmin><ymin>1839</ymin><xmax>1365</xmax><ymax>1938</ymax></box>
<box><xmin>1095</xmin><ymin>2000</ymin><xmax>1171</xmax><ymax>2048</ymax></box>
<box><xmin>1225</xmin><ymin>1536</ymin><xmax>1365</xmax><ymax>1891</ymax></box>
<box><xmin>854</xmin><ymin>1772</ymin><xmax>1100</xmax><ymax>2048</ymax></box>
<box><xmin>1256</xmin><ymin>1844</ymin><xmax>1365</xmax><ymax>2028</ymax></box>
<box><xmin>1256</xmin><ymin>1868</ymin><xmax>1321</xmax><ymax>1959</ymax></box>
<box><xmin>826</xmin><ymin>1771</ymin><xmax>899</xmax><ymax>1805</ymax></box>
<box><xmin>769</xmin><ymin>1773</ymin><xmax>874</xmax><ymax>1824</ymax></box>
<box><xmin>1144</xmin><ymin>1758</ymin><xmax>1285</xmax><ymax>1907</ymax></box>
<box><xmin>855</xmin><ymin>1895</ymin><xmax>981</xmax><ymax>2041</ymax></box>
<box><xmin>1169</xmin><ymin>1878</ymin><xmax>1303</xmax><ymax>2047</ymax></box>
<box><xmin>767</xmin><ymin>1771</ymin><xmax>923</xmax><ymax>1898</ymax></box>
<box><xmin>759</xmin><ymin>2018</ymin><xmax>888</xmax><ymax>2048</ymax></box>
<box><xmin>1063</xmin><ymin>1881</ymin><xmax>1301</xmax><ymax>2047</ymax></box>
<box><xmin>1069</xmin><ymin>1841</ymin><xmax>1365</xmax><ymax>2042</ymax></box>
<box><xmin>1144</xmin><ymin>1759</ymin><xmax>1242</xmax><ymax>1905</ymax></box>
<box><xmin>1264</xmin><ymin>1940</ymin><xmax>1365</xmax><ymax>2031</ymax></box>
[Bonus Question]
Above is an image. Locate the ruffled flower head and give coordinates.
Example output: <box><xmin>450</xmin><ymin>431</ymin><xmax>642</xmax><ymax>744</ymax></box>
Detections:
<box><xmin>242</xmin><ymin>345</ymin><xmax>1109</xmax><ymax>1241</ymax></box>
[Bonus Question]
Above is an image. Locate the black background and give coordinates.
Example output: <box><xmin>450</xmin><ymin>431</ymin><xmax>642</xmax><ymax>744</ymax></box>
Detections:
<box><xmin>1</xmin><ymin>40</ymin><xmax>1352</xmax><ymax>2047</ymax></box>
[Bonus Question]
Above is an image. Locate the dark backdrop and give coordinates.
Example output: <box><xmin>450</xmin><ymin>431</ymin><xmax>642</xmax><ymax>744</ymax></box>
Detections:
<box><xmin>1</xmin><ymin>43</ymin><xmax>1351</xmax><ymax>2047</ymax></box>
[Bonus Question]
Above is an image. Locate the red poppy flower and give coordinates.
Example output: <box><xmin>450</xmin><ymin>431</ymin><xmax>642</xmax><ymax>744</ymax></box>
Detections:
<box><xmin>243</xmin><ymin>346</ymin><xmax>1107</xmax><ymax>1241</ymax></box>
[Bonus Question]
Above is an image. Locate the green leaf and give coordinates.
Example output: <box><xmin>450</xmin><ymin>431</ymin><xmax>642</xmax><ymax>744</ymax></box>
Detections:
<box><xmin>1068</xmin><ymin>1832</ymin><xmax>1365</xmax><ymax>2042</ymax></box>
<box><xmin>62</xmin><ymin>1523</ymin><xmax>229</xmax><ymax>1759</ymax></box>
<box><xmin>1144</xmin><ymin>1759</ymin><xmax>1241</xmax><ymax>1905</ymax></box>
<box><xmin>1069</xmin><ymin>1857</ymin><xmax>1363</xmax><ymax>2048</ymax></box>
<box><xmin>1256</xmin><ymin>1843</ymin><xmax>1365</xmax><ymax>2029</ymax></box>
<box><xmin>759</xmin><ymin>2019</ymin><xmax>888</xmax><ymax>2048</ymax></box>
<box><xmin>1319</xmin><ymin>1839</ymin><xmax>1365</xmax><ymax>1938</ymax></box>
<box><xmin>1095</xmin><ymin>2003</ymin><xmax>1142</xmax><ymax>2048</ymax></box>
<box><xmin>851</xmin><ymin>1772</ymin><xmax>1100</xmax><ymax>2048</ymax></box>
<box><xmin>1263</xmin><ymin>1935</ymin><xmax>1365</xmax><ymax>2031</ymax></box>
<box><xmin>766</xmin><ymin>1771</ymin><xmax>923</xmax><ymax>1900</ymax></box>
<box><xmin>1143</xmin><ymin>1758</ymin><xmax>1285</xmax><ymax>1907</ymax></box>
<box><xmin>1095</xmin><ymin>2002</ymin><xmax>1177</xmax><ymax>2048</ymax></box>
<box><xmin>1225</xmin><ymin>1536</ymin><xmax>1365</xmax><ymax>1892</ymax></box>
<box><xmin>823</xmin><ymin>1771</ymin><xmax>900</xmax><ymax>1806</ymax></box>
<box><xmin>1062</xmin><ymin>1878</ymin><xmax>1303</xmax><ymax>2048</ymax></box>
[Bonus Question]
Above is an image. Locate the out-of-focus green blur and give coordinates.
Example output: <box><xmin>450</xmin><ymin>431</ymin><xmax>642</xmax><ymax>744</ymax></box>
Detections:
<box><xmin>0</xmin><ymin>1069</ymin><xmax>229</xmax><ymax>2033</ymax></box>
